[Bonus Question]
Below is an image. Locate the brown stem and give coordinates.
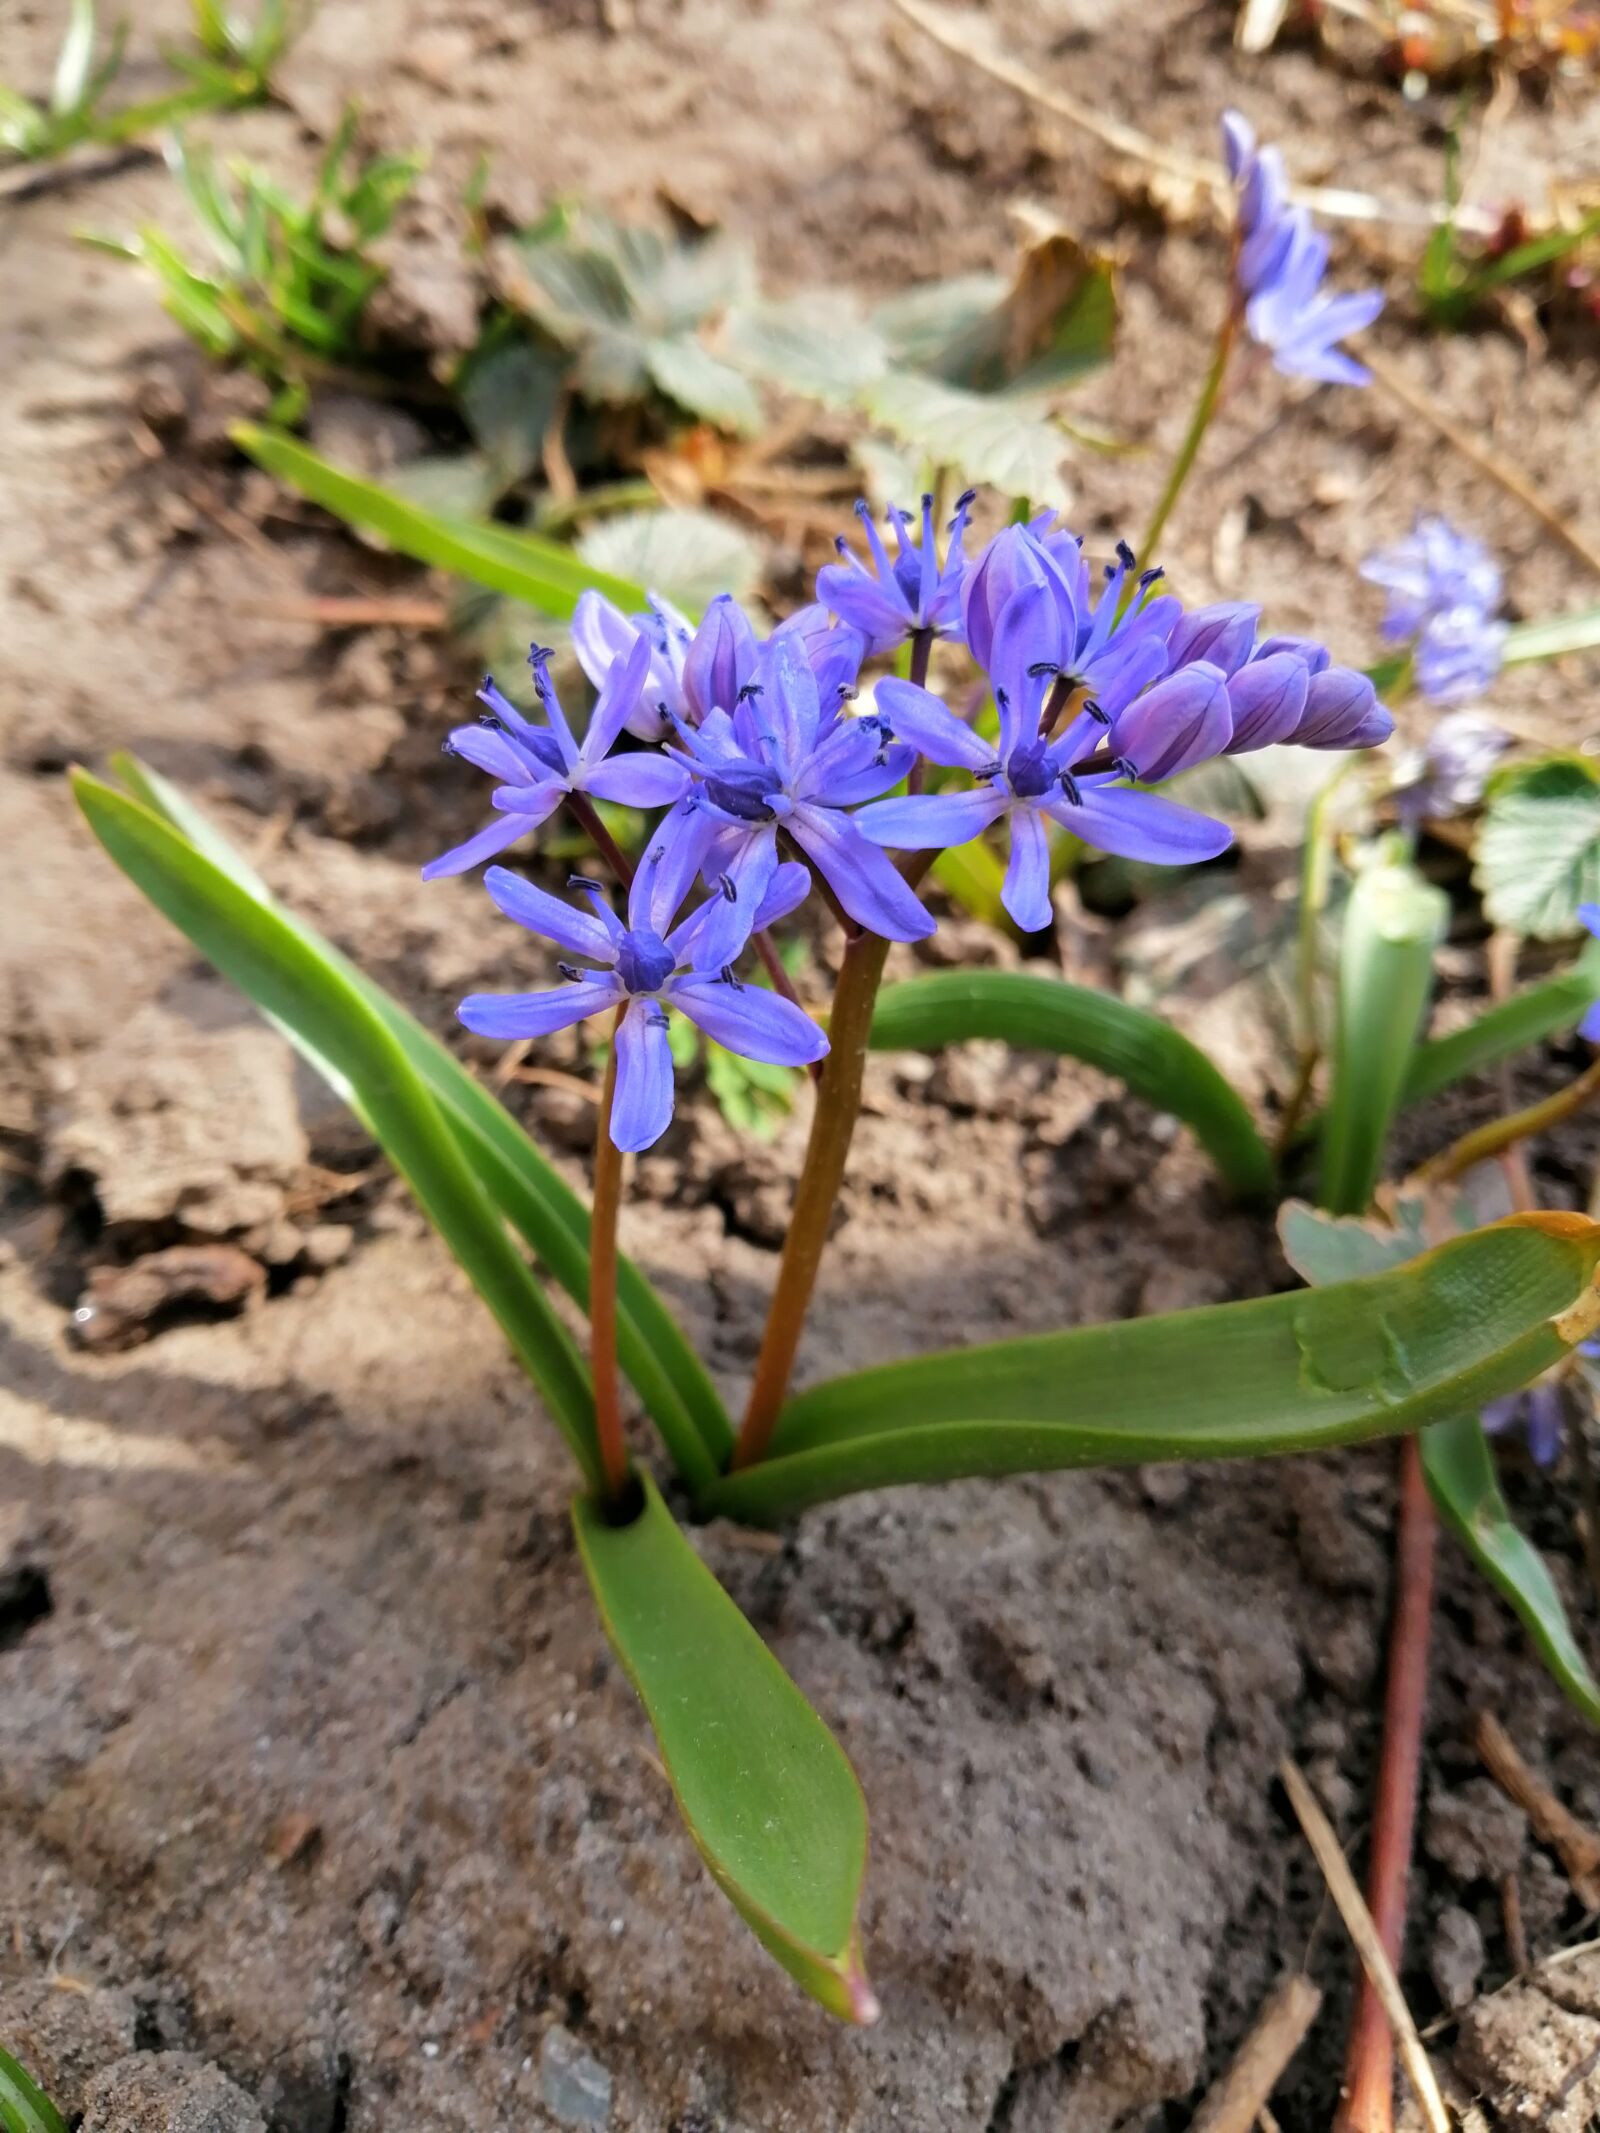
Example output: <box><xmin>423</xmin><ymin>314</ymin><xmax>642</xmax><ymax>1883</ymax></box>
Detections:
<box><xmin>589</xmin><ymin>1006</ymin><xmax>631</xmax><ymax>1505</ymax></box>
<box><xmin>1412</xmin><ymin>1054</ymin><xmax>1600</xmax><ymax>1189</ymax></box>
<box><xmin>1333</xmin><ymin>1436</ymin><xmax>1437</xmax><ymax>2133</ymax></box>
<box><xmin>564</xmin><ymin>791</ymin><xmax>635</xmax><ymax>888</ymax></box>
<box><xmin>731</xmin><ymin>926</ymin><xmax>892</xmax><ymax>1470</ymax></box>
<box><xmin>906</xmin><ymin>626</ymin><xmax>933</xmax><ymax>796</ymax></box>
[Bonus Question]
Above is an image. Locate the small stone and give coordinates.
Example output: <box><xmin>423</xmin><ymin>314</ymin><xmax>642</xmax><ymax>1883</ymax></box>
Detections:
<box><xmin>1430</xmin><ymin>1903</ymin><xmax>1485</xmax><ymax>2009</ymax></box>
<box><xmin>1137</xmin><ymin>1463</ymin><xmax>1192</xmax><ymax>1509</ymax></box>
<box><xmin>539</xmin><ymin>2025</ymin><xmax>612</xmax><ymax>2128</ymax></box>
<box><xmin>301</xmin><ymin>1223</ymin><xmax>354</xmax><ymax>1270</ymax></box>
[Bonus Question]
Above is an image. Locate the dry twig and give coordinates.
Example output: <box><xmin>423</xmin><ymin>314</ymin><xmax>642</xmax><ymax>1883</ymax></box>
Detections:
<box><xmin>1474</xmin><ymin>1710</ymin><xmax>1600</xmax><ymax>1908</ymax></box>
<box><xmin>1277</xmin><ymin>1758</ymin><xmax>1450</xmax><ymax>2133</ymax></box>
<box><xmin>1188</xmin><ymin>1973</ymin><xmax>1322</xmax><ymax>2133</ymax></box>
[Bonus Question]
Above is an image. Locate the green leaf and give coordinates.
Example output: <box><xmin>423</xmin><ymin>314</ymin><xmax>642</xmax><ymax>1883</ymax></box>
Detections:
<box><xmin>860</xmin><ymin>371</ymin><xmax>1070</xmax><ymax>508</ymax></box>
<box><xmin>1503</xmin><ymin>606</ymin><xmax>1600</xmax><ymax>668</ymax></box>
<box><xmin>232</xmin><ymin>424</ymin><xmax>649</xmax><ymax>618</ymax></box>
<box><xmin>577</xmin><ymin>507</ymin><xmax>760</xmax><ymax>610</ymax></box>
<box><xmin>709</xmin><ymin>1216</ymin><xmax>1600</xmax><ymax>1523</ymax></box>
<box><xmin>1403</xmin><ymin>935</ymin><xmax>1600</xmax><ymax>1107</ymax></box>
<box><xmin>1320</xmin><ymin>852</ymin><xmax>1448</xmax><ymax>1216</ymax></box>
<box><xmin>574</xmin><ymin>1475</ymin><xmax>875</xmax><ymax>2023</ymax></box>
<box><xmin>644</xmin><ymin>335</ymin><xmax>764</xmax><ymax>434</ymax></box>
<box><xmin>1422</xmin><ymin>1414</ymin><xmax>1600</xmax><ymax>1725</ymax></box>
<box><xmin>72</xmin><ymin>770</ymin><xmax>603</xmax><ymax>1490</ymax></box>
<box><xmin>0</xmin><ymin>2047</ymin><xmax>68</xmax><ymax>2133</ymax></box>
<box><xmin>922</xmin><ymin>235</ymin><xmax>1118</xmax><ymax>395</ymax></box>
<box><xmin>458</xmin><ymin>339</ymin><xmax>565</xmax><ymax>490</ymax></box>
<box><xmin>868</xmin><ymin>970</ymin><xmax>1275</xmax><ymax>1201</ymax></box>
<box><xmin>723</xmin><ymin>294</ymin><xmax>890</xmax><ymax>407</ymax></box>
<box><xmin>106</xmin><ymin>754</ymin><xmax>732</xmax><ymax>1487</ymax></box>
<box><xmin>929</xmin><ymin>835</ymin><xmax>1007</xmax><ymax>926</ymax></box>
<box><xmin>0</xmin><ymin>88</ymin><xmax>49</xmax><ymax>157</ymax></box>
<box><xmin>1278</xmin><ymin>1197</ymin><xmax>1428</xmax><ymax>1286</ymax></box>
<box><xmin>1475</xmin><ymin>756</ymin><xmax>1600</xmax><ymax>941</ymax></box>
<box><xmin>871</xmin><ymin>273</ymin><xmax>1008</xmax><ymax>369</ymax></box>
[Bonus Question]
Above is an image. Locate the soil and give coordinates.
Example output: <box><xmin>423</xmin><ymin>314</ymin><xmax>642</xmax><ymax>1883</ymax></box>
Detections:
<box><xmin>5</xmin><ymin>0</ymin><xmax>1600</xmax><ymax>2127</ymax></box>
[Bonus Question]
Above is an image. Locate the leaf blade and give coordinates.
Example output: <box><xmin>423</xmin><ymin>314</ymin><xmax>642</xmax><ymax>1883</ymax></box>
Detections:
<box><xmin>708</xmin><ymin>1217</ymin><xmax>1600</xmax><ymax>1521</ymax></box>
<box><xmin>867</xmin><ymin>970</ymin><xmax>1275</xmax><ymax>1200</ymax></box>
<box><xmin>574</xmin><ymin>1476</ymin><xmax>875</xmax><ymax>2022</ymax></box>
<box><xmin>0</xmin><ymin>2048</ymin><xmax>68</xmax><ymax>2133</ymax></box>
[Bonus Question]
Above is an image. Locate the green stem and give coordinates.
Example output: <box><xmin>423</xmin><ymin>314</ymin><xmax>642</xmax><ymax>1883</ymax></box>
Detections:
<box><xmin>1134</xmin><ymin>298</ymin><xmax>1241</xmax><ymax>576</ymax></box>
<box><xmin>590</xmin><ymin>1006</ymin><xmax>630</xmax><ymax>1505</ymax></box>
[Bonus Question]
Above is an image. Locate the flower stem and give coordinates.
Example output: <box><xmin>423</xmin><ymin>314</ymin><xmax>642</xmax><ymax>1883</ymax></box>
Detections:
<box><xmin>753</xmin><ymin>929</ymin><xmax>823</xmax><ymax>1084</ymax></box>
<box><xmin>906</xmin><ymin>627</ymin><xmax>934</xmax><ymax>795</ymax></box>
<box><xmin>564</xmin><ymin>791</ymin><xmax>635</xmax><ymax>887</ymax></box>
<box><xmin>731</xmin><ymin>926</ymin><xmax>894</xmax><ymax>1470</ymax></box>
<box><xmin>1411</xmin><ymin>1053</ymin><xmax>1600</xmax><ymax>1189</ymax></box>
<box><xmin>1135</xmin><ymin>298</ymin><xmax>1241</xmax><ymax>577</ymax></box>
<box><xmin>1333</xmin><ymin>1435</ymin><xmax>1436</xmax><ymax>2133</ymax></box>
<box><xmin>589</xmin><ymin>1005</ymin><xmax>631</xmax><ymax>1505</ymax></box>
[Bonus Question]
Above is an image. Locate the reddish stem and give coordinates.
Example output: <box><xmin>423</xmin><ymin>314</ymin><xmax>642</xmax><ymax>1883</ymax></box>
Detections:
<box><xmin>564</xmin><ymin>791</ymin><xmax>635</xmax><ymax>887</ymax></box>
<box><xmin>1333</xmin><ymin>1435</ymin><xmax>1437</xmax><ymax>2133</ymax></box>
<box><xmin>905</xmin><ymin>627</ymin><xmax>933</xmax><ymax>795</ymax></box>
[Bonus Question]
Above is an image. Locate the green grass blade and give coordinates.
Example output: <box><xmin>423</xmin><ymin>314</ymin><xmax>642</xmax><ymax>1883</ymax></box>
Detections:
<box><xmin>0</xmin><ymin>2048</ymin><xmax>68</xmax><ymax>2133</ymax></box>
<box><xmin>50</xmin><ymin>0</ymin><xmax>98</xmax><ymax>118</ymax></box>
<box><xmin>1420</xmin><ymin>1412</ymin><xmax>1600</xmax><ymax>1727</ymax></box>
<box><xmin>106</xmin><ymin>754</ymin><xmax>731</xmax><ymax>1485</ymax></box>
<box><xmin>73</xmin><ymin>770</ymin><xmax>602</xmax><ymax>1487</ymax></box>
<box><xmin>1320</xmin><ymin>853</ymin><xmax>1448</xmax><ymax>1216</ymax></box>
<box><xmin>1403</xmin><ymin>937</ymin><xmax>1600</xmax><ymax>1108</ymax></box>
<box><xmin>1503</xmin><ymin>606</ymin><xmax>1600</xmax><ymax>668</ymax></box>
<box><xmin>868</xmin><ymin>970</ymin><xmax>1275</xmax><ymax>1200</ymax></box>
<box><xmin>232</xmin><ymin>424</ymin><xmax>649</xmax><ymax>619</ymax></box>
<box><xmin>707</xmin><ymin>1217</ymin><xmax>1600</xmax><ymax>1521</ymax></box>
<box><xmin>929</xmin><ymin>836</ymin><xmax>1006</xmax><ymax>925</ymax></box>
<box><xmin>575</xmin><ymin>1475</ymin><xmax>875</xmax><ymax>2023</ymax></box>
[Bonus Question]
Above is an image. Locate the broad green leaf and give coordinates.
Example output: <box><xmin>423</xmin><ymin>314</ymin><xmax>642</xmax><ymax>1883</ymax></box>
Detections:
<box><xmin>924</xmin><ymin>234</ymin><xmax>1118</xmax><ymax>395</ymax></box>
<box><xmin>1280</xmin><ymin>1202</ymin><xmax>1600</xmax><ymax>1729</ymax></box>
<box><xmin>232</xmin><ymin>424</ymin><xmax>647</xmax><ymax>619</ymax></box>
<box><xmin>1503</xmin><ymin>607</ymin><xmax>1600</xmax><ymax>668</ymax></box>
<box><xmin>644</xmin><ymin>335</ymin><xmax>764</xmax><ymax>435</ymax></box>
<box><xmin>574</xmin><ymin>1475</ymin><xmax>875</xmax><ymax>2023</ymax></box>
<box><xmin>458</xmin><ymin>339</ymin><xmax>565</xmax><ymax>490</ymax></box>
<box><xmin>1402</xmin><ymin>934</ymin><xmax>1600</xmax><ymax>1107</ymax></box>
<box><xmin>1475</xmin><ymin>756</ymin><xmax>1600</xmax><ymax>941</ymax></box>
<box><xmin>860</xmin><ymin>371</ymin><xmax>1070</xmax><ymax>509</ymax></box>
<box><xmin>1422</xmin><ymin>1414</ymin><xmax>1600</xmax><ymax>1726</ymax></box>
<box><xmin>73</xmin><ymin>771</ymin><xmax>603</xmax><ymax>1490</ymax></box>
<box><xmin>1320</xmin><ymin>852</ymin><xmax>1447</xmax><ymax>1216</ymax></box>
<box><xmin>106</xmin><ymin>754</ymin><xmax>731</xmax><ymax>1487</ymax></box>
<box><xmin>871</xmin><ymin>273</ymin><xmax>1008</xmax><ymax>369</ymax></box>
<box><xmin>0</xmin><ymin>2048</ymin><xmax>67</xmax><ymax>2133</ymax></box>
<box><xmin>723</xmin><ymin>295</ymin><xmax>891</xmax><ymax>407</ymax></box>
<box><xmin>578</xmin><ymin>507</ymin><xmax>760</xmax><ymax>610</ymax></box>
<box><xmin>929</xmin><ymin>835</ymin><xmax>1007</xmax><ymax>927</ymax></box>
<box><xmin>708</xmin><ymin>1215</ymin><xmax>1600</xmax><ymax>1522</ymax></box>
<box><xmin>868</xmin><ymin>970</ymin><xmax>1275</xmax><ymax>1201</ymax></box>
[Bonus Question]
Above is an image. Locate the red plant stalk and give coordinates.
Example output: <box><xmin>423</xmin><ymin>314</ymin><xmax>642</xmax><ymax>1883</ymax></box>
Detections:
<box><xmin>1333</xmin><ymin>1434</ymin><xmax>1437</xmax><ymax>2133</ymax></box>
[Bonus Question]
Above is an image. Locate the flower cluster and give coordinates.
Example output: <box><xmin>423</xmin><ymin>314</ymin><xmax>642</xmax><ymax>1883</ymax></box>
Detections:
<box><xmin>429</xmin><ymin>497</ymin><xmax>1393</xmax><ymax>1148</ymax></box>
<box><xmin>1222</xmin><ymin>111</ymin><xmax>1384</xmax><ymax>387</ymax></box>
<box><xmin>1362</xmin><ymin>515</ymin><xmax>1507</xmax><ymax>707</ymax></box>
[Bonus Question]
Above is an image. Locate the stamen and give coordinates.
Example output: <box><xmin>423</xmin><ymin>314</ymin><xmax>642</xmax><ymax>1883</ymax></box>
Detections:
<box><xmin>557</xmin><ymin>961</ymin><xmax>583</xmax><ymax>982</ymax></box>
<box><xmin>441</xmin><ymin>738</ymin><xmax>457</xmax><ymax>756</ymax></box>
<box><xmin>1115</xmin><ymin>539</ymin><xmax>1136</xmax><ymax>571</ymax></box>
<box><xmin>1113</xmin><ymin>755</ymin><xmax>1141</xmax><ymax>782</ymax></box>
<box><xmin>954</xmin><ymin>487</ymin><xmax>977</xmax><ymax>511</ymax></box>
<box><xmin>737</xmin><ymin>681</ymin><xmax>764</xmax><ymax>703</ymax></box>
<box><xmin>719</xmin><ymin>874</ymin><xmax>737</xmax><ymax>902</ymax></box>
<box><xmin>567</xmin><ymin>873</ymin><xmax>605</xmax><ymax>893</ymax></box>
<box><xmin>1057</xmin><ymin>770</ymin><xmax>1082</xmax><ymax>805</ymax></box>
<box><xmin>1140</xmin><ymin>566</ymin><xmax>1164</xmax><ymax>588</ymax></box>
<box><xmin>834</xmin><ymin>535</ymin><xmax>850</xmax><ymax>554</ymax></box>
<box><xmin>1027</xmin><ymin>660</ymin><xmax>1063</xmax><ymax>678</ymax></box>
<box><xmin>1103</xmin><ymin>562</ymin><xmax>1117</xmax><ymax>581</ymax></box>
<box><xmin>995</xmin><ymin>686</ymin><xmax>1010</xmax><ymax>711</ymax></box>
<box><xmin>718</xmin><ymin>965</ymin><xmax>744</xmax><ymax>989</ymax></box>
<box><xmin>1085</xmin><ymin>698</ymin><xmax>1110</xmax><ymax>725</ymax></box>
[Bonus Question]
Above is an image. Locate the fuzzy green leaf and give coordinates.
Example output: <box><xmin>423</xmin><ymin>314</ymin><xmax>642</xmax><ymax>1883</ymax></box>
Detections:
<box><xmin>860</xmin><ymin>371</ymin><xmax>1069</xmax><ymax>508</ymax></box>
<box><xmin>1475</xmin><ymin>756</ymin><xmax>1600</xmax><ymax>941</ymax></box>
<box><xmin>644</xmin><ymin>335</ymin><xmax>764</xmax><ymax>434</ymax></box>
<box><xmin>723</xmin><ymin>295</ymin><xmax>891</xmax><ymax>406</ymax></box>
<box><xmin>104</xmin><ymin>754</ymin><xmax>732</xmax><ymax>1486</ymax></box>
<box><xmin>577</xmin><ymin>506</ymin><xmax>761</xmax><ymax>610</ymax></box>
<box><xmin>575</xmin><ymin>1475</ymin><xmax>875</xmax><ymax>2023</ymax></box>
<box><xmin>868</xmin><ymin>970</ymin><xmax>1275</xmax><ymax>1200</ymax></box>
<box><xmin>708</xmin><ymin>1217</ymin><xmax>1600</xmax><ymax>1522</ymax></box>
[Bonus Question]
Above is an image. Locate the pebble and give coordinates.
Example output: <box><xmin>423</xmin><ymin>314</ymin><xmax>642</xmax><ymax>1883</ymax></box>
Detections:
<box><xmin>539</xmin><ymin>2025</ymin><xmax>612</xmax><ymax>2128</ymax></box>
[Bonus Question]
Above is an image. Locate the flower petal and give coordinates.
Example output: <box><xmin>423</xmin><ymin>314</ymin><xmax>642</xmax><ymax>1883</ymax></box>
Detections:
<box><xmin>1111</xmin><ymin>662</ymin><xmax>1232</xmax><ymax>781</ymax></box>
<box><xmin>788</xmin><ymin>803</ymin><xmax>935</xmax><ymax>941</ymax></box>
<box><xmin>1001</xmin><ymin>807</ymin><xmax>1053</xmax><ymax>933</ymax></box>
<box><xmin>611</xmin><ymin>997</ymin><xmax>676</xmax><ymax>1152</ymax></box>
<box><xmin>1224</xmin><ymin>653</ymin><xmax>1310</xmax><ymax>753</ymax></box>
<box><xmin>421</xmin><ymin>809</ymin><xmax>550</xmax><ymax>881</ymax></box>
<box><xmin>1047</xmin><ymin>782</ymin><xmax>1233</xmax><ymax>867</ymax></box>
<box><xmin>481</xmin><ymin>866</ymin><xmax>619</xmax><ymax>960</ymax></box>
<box><xmin>874</xmin><ymin>678</ymin><xmax>994</xmax><ymax>771</ymax></box>
<box><xmin>580</xmin><ymin>627</ymin><xmax>655</xmax><ymax>764</ymax></box>
<box><xmin>458</xmin><ymin>976</ymin><xmax>621</xmax><ymax>1041</ymax></box>
<box><xmin>856</xmin><ymin>786</ymin><xmax>1007</xmax><ymax>850</ymax></box>
<box><xmin>670</xmin><ymin>976</ymin><xmax>829</xmax><ymax>1067</ymax></box>
<box><xmin>582</xmin><ymin>752</ymin><xmax>692</xmax><ymax>807</ymax></box>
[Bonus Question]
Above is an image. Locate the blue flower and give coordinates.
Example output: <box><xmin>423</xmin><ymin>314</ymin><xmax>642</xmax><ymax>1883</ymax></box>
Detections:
<box><xmin>423</xmin><ymin>635</ymin><xmax>689</xmax><ymax>880</ymax></box>
<box><xmin>1223</xmin><ymin>110</ymin><xmax>1384</xmax><ymax>387</ymax></box>
<box><xmin>816</xmin><ymin>492</ymin><xmax>975</xmax><ymax>654</ymax></box>
<box><xmin>1391</xmin><ymin>711</ymin><xmax>1511</xmax><ymax>826</ymax></box>
<box><xmin>1138</xmin><ymin>602</ymin><xmax>1394</xmax><ymax>756</ymax></box>
<box><xmin>457</xmin><ymin>844</ymin><xmax>825</xmax><ymax>1153</ymax></box>
<box><xmin>1362</xmin><ymin>517</ymin><xmax>1506</xmax><ymax>706</ymax></box>
<box><xmin>666</xmin><ymin>632</ymin><xmax>935</xmax><ymax>942</ymax></box>
<box><xmin>1483</xmin><ymin>1378</ymin><xmax>1568</xmax><ymax>1470</ymax></box>
<box><xmin>571</xmin><ymin>587</ymin><xmax>698</xmax><ymax>739</ymax></box>
<box><xmin>859</xmin><ymin>584</ymin><xmax>1233</xmax><ymax>934</ymax></box>
<box><xmin>1578</xmin><ymin>902</ymin><xmax>1600</xmax><ymax>1043</ymax></box>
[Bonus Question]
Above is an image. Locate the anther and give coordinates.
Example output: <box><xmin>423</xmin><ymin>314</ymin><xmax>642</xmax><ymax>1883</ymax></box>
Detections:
<box><xmin>719</xmin><ymin>874</ymin><xmax>737</xmax><ymax>903</ymax></box>
<box><xmin>557</xmin><ymin>961</ymin><xmax>583</xmax><ymax>982</ymax></box>
<box><xmin>1057</xmin><ymin>770</ymin><xmax>1082</xmax><ymax>805</ymax></box>
<box><xmin>1113</xmin><ymin>755</ymin><xmax>1141</xmax><ymax>781</ymax></box>
<box><xmin>737</xmin><ymin>681</ymin><xmax>764</xmax><ymax>703</ymax></box>
<box><xmin>718</xmin><ymin>965</ymin><xmax>744</xmax><ymax>988</ymax></box>
<box><xmin>567</xmin><ymin>874</ymin><xmax>604</xmax><ymax>893</ymax></box>
<box><xmin>1140</xmin><ymin>565</ymin><xmax>1165</xmax><ymax>588</ymax></box>
<box><xmin>1116</xmin><ymin>540</ymin><xmax>1137</xmax><ymax>571</ymax></box>
<box><xmin>1027</xmin><ymin>660</ymin><xmax>1063</xmax><ymax>679</ymax></box>
<box><xmin>1085</xmin><ymin>698</ymin><xmax>1110</xmax><ymax>725</ymax></box>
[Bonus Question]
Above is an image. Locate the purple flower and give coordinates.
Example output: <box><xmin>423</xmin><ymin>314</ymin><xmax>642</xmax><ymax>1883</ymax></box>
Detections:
<box><xmin>1483</xmin><ymin>1378</ymin><xmax>1567</xmax><ymax>1470</ymax></box>
<box><xmin>572</xmin><ymin>588</ymin><xmax>697</xmax><ymax>740</ymax></box>
<box><xmin>1224</xmin><ymin>110</ymin><xmax>1384</xmax><ymax>387</ymax></box>
<box><xmin>1362</xmin><ymin>517</ymin><xmax>1506</xmax><ymax>708</ymax></box>
<box><xmin>962</xmin><ymin>523</ymin><xmax>1177</xmax><ymax>717</ymax></box>
<box><xmin>665</xmin><ymin>632</ymin><xmax>934</xmax><ymax>942</ymax></box>
<box><xmin>859</xmin><ymin>585</ymin><xmax>1233</xmax><ymax>934</ymax></box>
<box><xmin>1413</xmin><ymin>608</ymin><xmax>1508</xmax><ymax>707</ymax></box>
<box><xmin>1578</xmin><ymin>902</ymin><xmax>1600</xmax><ymax>1042</ymax></box>
<box><xmin>458</xmin><ymin>845</ymin><xmax>825</xmax><ymax>1153</ymax></box>
<box><xmin>1391</xmin><ymin>711</ymin><xmax>1510</xmax><ymax>826</ymax></box>
<box><xmin>768</xmin><ymin>601</ymin><xmax>868</xmax><ymax>711</ymax></box>
<box><xmin>423</xmin><ymin>636</ymin><xmax>689</xmax><ymax>880</ymax></box>
<box><xmin>816</xmin><ymin>492</ymin><xmax>975</xmax><ymax>654</ymax></box>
